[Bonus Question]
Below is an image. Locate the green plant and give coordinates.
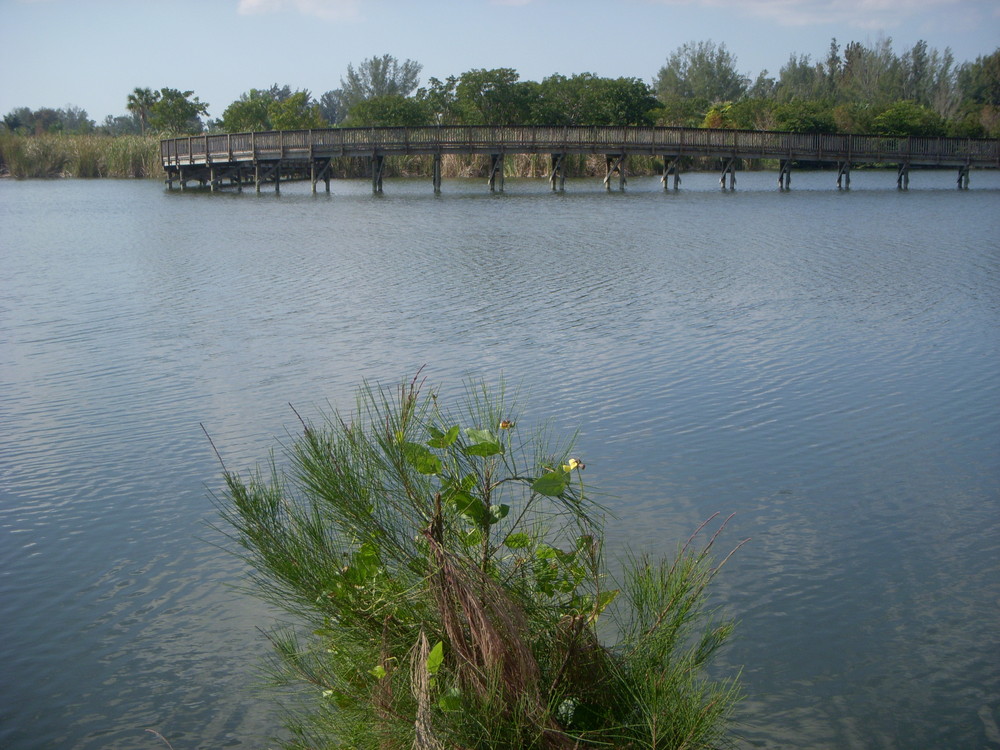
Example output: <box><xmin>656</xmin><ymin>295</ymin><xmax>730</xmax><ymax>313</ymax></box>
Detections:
<box><xmin>215</xmin><ymin>374</ymin><xmax>743</xmax><ymax>749</ymax></box>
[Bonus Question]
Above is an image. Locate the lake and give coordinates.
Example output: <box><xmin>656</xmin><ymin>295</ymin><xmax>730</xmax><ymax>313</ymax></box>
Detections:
<box><xmin>1</xmin><ymin>170</ymin><xmax>998</xmax><ymax>749</ymax></box>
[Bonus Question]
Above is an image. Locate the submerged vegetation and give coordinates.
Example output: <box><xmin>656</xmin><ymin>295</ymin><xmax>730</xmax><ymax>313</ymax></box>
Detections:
<box><xmin>215</xmin><ymin>375</ymin><xmax>744</xmax><ymax>749</ymax></box>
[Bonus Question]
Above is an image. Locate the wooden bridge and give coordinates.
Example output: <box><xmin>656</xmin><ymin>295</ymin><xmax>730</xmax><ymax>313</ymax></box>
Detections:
<box><xmin>160</xmin><ymin>125</ymin><xmax>1000</xmax><ymax>193</ymax></box>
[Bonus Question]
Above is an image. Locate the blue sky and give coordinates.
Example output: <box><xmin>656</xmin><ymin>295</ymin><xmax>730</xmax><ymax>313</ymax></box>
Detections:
<box><xmin>1</xmin><ymin>0</ymin><xmax>997</xmax><ymax>122</ymax></box>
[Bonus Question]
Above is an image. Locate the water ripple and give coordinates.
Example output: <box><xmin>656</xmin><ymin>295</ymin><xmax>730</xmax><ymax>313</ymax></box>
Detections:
<box><xmin>1</xmin><ymin>174</ymin><xmax>998</xmax><ymax>748</ymax></box>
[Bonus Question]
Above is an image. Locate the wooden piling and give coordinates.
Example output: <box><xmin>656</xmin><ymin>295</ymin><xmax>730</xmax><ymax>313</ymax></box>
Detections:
<box><xmin>488</xmin><ymin>153</ymin><xmax>505</xmax><ymax>192</ymax></box>
<box><xmin>778</xmin><ymin>159</ymin><xmax>791</xmax><ymax>190</ymax></box>
<box><xmin>549</xmin><ymin>153</ymin><xmax>566</xmax><ymax>191</ymax></box>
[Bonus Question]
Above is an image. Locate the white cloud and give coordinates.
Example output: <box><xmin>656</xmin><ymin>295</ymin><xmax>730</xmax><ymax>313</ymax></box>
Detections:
<box><xmin>237</xmin><ymin>0</ymin><xmax>361</xmax><ymax>22</ymax></box>
<box><xmin>646</xmin><ymin>0</ymin><xmax>976</xmax><ymax>29</ymax></box>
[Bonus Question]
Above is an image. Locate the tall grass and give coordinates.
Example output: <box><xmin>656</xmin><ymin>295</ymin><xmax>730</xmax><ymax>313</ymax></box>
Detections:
<box><xmin>0</xmin><ymin>133</ymin><xmax>711</xmax><ymax>182</ymax></box>
<box><xmin>0</xmin><ymin>134</ymin><xmax>161</xmax><ymax>178</ymax></box>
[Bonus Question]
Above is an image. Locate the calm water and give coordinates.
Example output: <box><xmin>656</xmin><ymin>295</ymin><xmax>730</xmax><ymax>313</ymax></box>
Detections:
<box><xmin>1</xmin><ymin>171</ymin><xmax>998</xmax><ymax>749</ymax></box>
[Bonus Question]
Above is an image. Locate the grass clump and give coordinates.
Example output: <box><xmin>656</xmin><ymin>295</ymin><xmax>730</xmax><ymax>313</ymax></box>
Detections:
<box><xmin>216</xmin><ymin>374</ymin><xmax>744</xmax><ymax>749</ymax></box>
<box><xmin>0</xmin><ymin>134</ymin><xmax>161</xmax><ymax>178</ymax></box>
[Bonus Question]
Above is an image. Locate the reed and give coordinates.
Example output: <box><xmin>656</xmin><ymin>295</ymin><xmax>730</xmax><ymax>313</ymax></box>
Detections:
<box><xmin>0</xmin><ymin>134</ymin><xmax>160</xmax><ymax>178</ymax></box>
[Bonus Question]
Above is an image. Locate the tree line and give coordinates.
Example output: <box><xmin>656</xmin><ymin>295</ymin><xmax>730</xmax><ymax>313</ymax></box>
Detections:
<box><xmin>4</xmin><ymin>40</ymin><xmax>998</xmax><ymax>139</ymax></box>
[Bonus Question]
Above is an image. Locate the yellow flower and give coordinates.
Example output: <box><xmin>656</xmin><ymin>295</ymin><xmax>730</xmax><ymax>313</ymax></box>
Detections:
<box><xmin>499</xmin><ymin>420</ymin><xmax>514</xmax><ymax>430</ymax></box>
<box><xmin>563</xmin><ymin>458</ymin><xmax>584</xmax><ymax>472</ymax></box>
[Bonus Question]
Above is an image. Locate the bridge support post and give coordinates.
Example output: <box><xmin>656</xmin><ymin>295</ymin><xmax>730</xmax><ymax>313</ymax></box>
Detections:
<box><xmin>275</xmin><ymin>162</ymin><xmax>281</xmax><ymax>194</ymax></box>
<box><xmin>488</xmin><ymin>153</ymin><xmax>505</xmax><ymax>192</ymax></box>
<box><xmin>958</xmin><ymin>164</ymin><xmax>970</xmax><ymax>190</ymax></box>
<box><xmin>662</xmin><ymin>156</ymin><xmax>680</xmax><ymax>189</ymax></box>
<box><xmin>720</xmin><ymin>158</ymin><xmax>736</xmax><ymax>190</ymax></box>
<box><xmin>549</xmin><ymin>153</ymin><xmax>566</xmax><ymax>191</ymax></box>
<box><xmin>836</xmin><ymin>161</ymin><xmax>851</xmax><ymax>189</ymax></box>
<box><xmin>778</xmin><ymin>159</ymin><xmax>791</xmax><ymax>190</ymax></box>
<box><xmin>604</xmin><ymin>155</ymin><xmax>626</xmax><ymax>190</ymax></box>
<box><xmin>432</xmin><ymin>153</ymin><xmax>442</xmax><ymax>193</ymax></box>
<box><xmin>311</xmin><ymin>158</ymin><xmax>331</xmax><ymax>193</ymax></box>
<box><xmin>372</xmin><ymin>154</ymin><xmax>385</xmax><ymax>193</ymax></box>
<box><xmin>897</xmin><ymin>162</ymin><xmax>910</xmax><ymax>190</ymax></box>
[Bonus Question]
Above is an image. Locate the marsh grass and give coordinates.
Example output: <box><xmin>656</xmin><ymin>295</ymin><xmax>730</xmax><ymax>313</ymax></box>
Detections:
<box><xmin>215</xmin><ymin>374</ymin><xmax>745</xmax><ymax>749</ymax></box>
<box><xmin>0</xmin><ymin>134</ymin><xmax>160</xmax><ymax>178</ymax></box>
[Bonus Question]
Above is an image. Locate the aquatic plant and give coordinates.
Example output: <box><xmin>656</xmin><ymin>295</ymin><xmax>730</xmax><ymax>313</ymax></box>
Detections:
<box><xmin>0</xmin><ymin>134</ymin><xmax>160</xmax><ymax>178</ymax></box>
<box><xmin>215</xmin><ymin>374</ymin><xmax>744</xmax><ymax>749</ymax></box>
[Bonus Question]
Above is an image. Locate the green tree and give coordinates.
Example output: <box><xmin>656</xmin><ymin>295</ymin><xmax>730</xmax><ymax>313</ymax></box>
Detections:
<box><xmin>836</xmin><ymin>38</ymin><xmax>904</xmax><ymax>109</ymax></box>
<box><xmin>957</xmin><ymin>49</ymin><xmax>1000</xmax><ymax>106</ymax></box>
<box><xmin>416</xmin><ymin>76</ymin><xmax>460</xmax><ymax>124</ymax></box>
<box><xmin>216</xmin><ymin>375</ymin><xmax>743</xmax><ymax>750</ymax></box>
<box><xmin>775</xmin><ymin>54</ymin><xmax>827</xmax><ymax>101</ymax></box>
<box><xmin>219</xmin><ymin>86</ymin><xmax>324</xmax><ymax>133</ymax></box>
<box><xmin>318</xmin><ymin>89</ymin><xmax>348</xmax><ymax>125</ymax></box>
<box><xmin>870</xmin><ymin>100</ymin><xmax>945</xmax><ymax>136</ymax></box>
<box><xmin>773</xmin><ymin>100</ymin><xmax>837</xmax><ymax>133</ymax></box>
<box><xmin>456</xmin><ymin>68</ymin><xmax>537</xmax><ymax>125</ymax></box>
<box><xmin>343</xmin><ymin>94</ymin><xmax>430</xmax><ymax>127</ymax></box>
<box><xmin>655</xmin><ymin>40</ymin><xmax>749</xmax><ymax>105</ymax></box>
<box><xmin>336</xmin><ymin>54</ymin><xmax>423</xmax><ymax>113</ymax></box>
<box><xmin>268</xmin><ymin>91</ymin><xmax>326</xmax><ymax>130</ymax></box>
<box><xmin>58</xmin><ymin>106</ymin><xmax>95</xmax><ymax>134</ymax></box>
<box><xmin>601</xmin><ymin>77</ymin><xmax>661</xmax><ymax>125</ymax></box>
<box><xmin>701</xmin><ymin>99</ymin><xmax>776</xmax><ymax>130</ymax></box>
<box><xmin>100</xmin><ymin>114</ymin><xmax>141</xmax><ymax>136</ymax></box>
<box><xmin>532</xmin><ymin>73</ymin><xmax>608</xmax><ymax>125</ymax></box>
<box><xmin>126</xmin><ymin>87</ymin><xmax>159</xmax><ymax>135</ymax></box>
<box><xmin>148</xmin><ymin>88</ymin><xmax>208</xmax><ymax>134</ymax></box>
<box><xmin>219</xmin><ymin>89</ymin><xmax>273</xmax><ymax>132</ymax></box>
<box><xmin>530</xmin><ymin>74</ymin><xmax>658</xmax><ymax>126</ymax></box>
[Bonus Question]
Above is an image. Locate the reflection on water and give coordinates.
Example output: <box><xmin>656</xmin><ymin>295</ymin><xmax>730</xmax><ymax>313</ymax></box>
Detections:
<box><xmin>1</xmin><ymin>172</ymin><xmax>998</xmax><ymax>748</ymax></box>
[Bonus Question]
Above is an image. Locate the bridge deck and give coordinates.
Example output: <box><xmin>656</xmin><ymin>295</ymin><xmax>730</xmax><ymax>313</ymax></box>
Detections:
<box><xmin>160</xmin><ymin>125</ymin><xmax>999</xmax><ymax>191</ymax></box>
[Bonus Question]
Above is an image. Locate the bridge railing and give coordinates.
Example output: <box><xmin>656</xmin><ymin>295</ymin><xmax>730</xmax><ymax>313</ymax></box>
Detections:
<box><xmin>161</xmin><ymin>126</ymin><xmax>1000</xmax><ymax>168</ymax></box>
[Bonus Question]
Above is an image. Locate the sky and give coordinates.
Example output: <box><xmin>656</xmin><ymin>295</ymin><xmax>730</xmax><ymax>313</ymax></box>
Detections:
<box><xmin>1</xmin><ymin>0</ymin><xmax>998</xmax><ymax>123</ymax></box>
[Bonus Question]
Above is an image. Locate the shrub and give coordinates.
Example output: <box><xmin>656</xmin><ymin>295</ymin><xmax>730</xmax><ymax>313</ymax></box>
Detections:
<box><xmin>216</xmin><ymin>374</ymin><xmax>743</xmax><ymax>749</ymax></box>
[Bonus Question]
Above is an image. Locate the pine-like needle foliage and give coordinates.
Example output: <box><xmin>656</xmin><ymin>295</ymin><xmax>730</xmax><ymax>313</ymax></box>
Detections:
<box><xmin>216</xmin><ymin>374</ymin><xmax>744</xmax><ymax>749</ymax></box>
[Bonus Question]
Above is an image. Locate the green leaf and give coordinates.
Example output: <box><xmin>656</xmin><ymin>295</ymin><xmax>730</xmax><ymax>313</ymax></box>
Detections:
<box><xmin>489</xmin><ymin>504</ymin><xmax>510</xmax><ymax>524</ymax></box>
<box><xmin>448</xmin><ymin>491</ymin><xmax>488</xmax><ymax>525</ymax></box>
<box><xmin>591</xmin><ymin>589</ymin><xmax>620</xmax><ymax>620</ymax></box>
<box><xmin>427</xmin><ymin>424</ymin><xmax>460</xmax><ymax>449</ymax></box>
<box><xmin>535</xmin><ymin>543</ymin><xmax>559</xmax><ymax>560</ymax></box>
<box><xmin>439</xmin><ymin>688</ymin><xmax>462</xmax><ymax>712</ymax></box>
<box><xmin>532</xmin><ymin>471</ymin><xmax>569</xmax><ymax>497</ymax></box>
<box><xmin>403</xmin><ymin>442</ymin><xmax>442</xmax><ymax>475</ymax></box>
<box><xmin>369</xmin><ymin>665</ymin><xmax>387</xmax><ymax>679</ymax></box>
<box><xmin>465</xmin><ymin>428</ymin><xmax>495</xmax><ymax>444</ymax></box>
<box><xmin>426</xmin><ymin>641</ymin><xmax>444</xmax><ymax>675</ymax></box>
<box><xmin>464</xmin><ymin>441</ymin><xmax>503</xmax><ymax>457</ymax></box>
<box><xmin>442</xmin><ymin>474</ymin><xmax>477</xmax><ymax>499</ymax></box>
<box><xmin>461</xmin><ymin>528</ymin><xmax>483</xmax><ymax>547</ymax></box>
<box><xmin>344</xmin><ymin>542</ymin><xmax>381</xmax><ymax>584</ymax></box>
<box><xmin>504</xmin><ymin>532</ymin><xmax>531</xmax><ymax>549</ymax></box>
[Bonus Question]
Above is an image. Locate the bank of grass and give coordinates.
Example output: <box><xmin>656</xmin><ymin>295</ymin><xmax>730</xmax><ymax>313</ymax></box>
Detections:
<box><xmin>0</xmin><ymin>134</ymin><xmax>703</xmax><ymax>182</ymax></box>
<box><xmin>0</xmin><ymin>133</ymin><xmax>161</xmax><ymax>178</ymax></box>
<box><xmin>376</xmin><ymin>152</ymin><xmax>665</xmax><ymax>179</ymax></box>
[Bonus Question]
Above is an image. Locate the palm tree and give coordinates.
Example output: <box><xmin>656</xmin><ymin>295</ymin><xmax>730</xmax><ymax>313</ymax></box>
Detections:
<box><xmin>126</xmin><ymin>87</ymin><xmax>158</xmax><ymax>135</ymax></box>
